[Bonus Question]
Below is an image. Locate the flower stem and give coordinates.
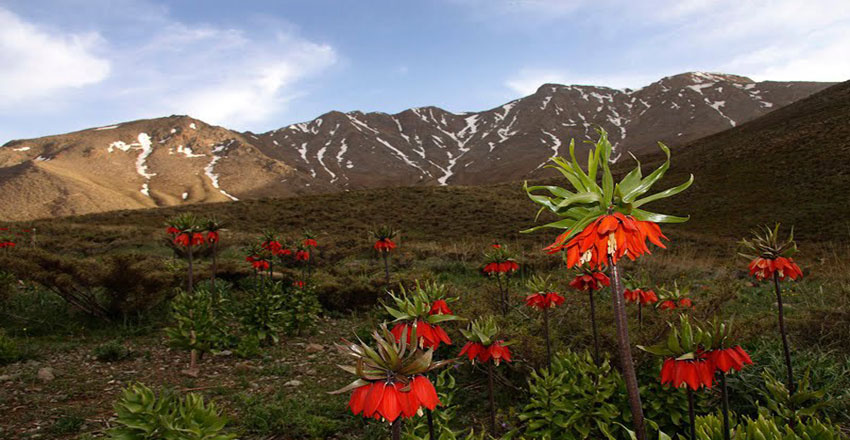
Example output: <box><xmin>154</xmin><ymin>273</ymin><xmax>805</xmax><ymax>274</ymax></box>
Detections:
<box><xmin>427</xmin><ymin>408</ymin><xmax>435</xmax><ymax>440</ymax></box>
<box><xmin>772</xmin><ymin>272</ymin><xmax>796</xmax><ymax>394</ymax></box>
<box><xmin>638</xmin><ymin>302</ymin><xmax>643</xmax><ymax>332</ymax></box>
<box><xmin>588</xmin><ymin>287</ymin><xmax>600</xmax><ymax>366</ymax></box>
<box><xmin>391</xmin><ymin>418</ymin><xmax>402</xmax><ymax>440</ymax></box>
<box><xmin>543</xmin><ymin>307</ymin><xmax>552</xmax><ymax>370</ymax></box>
<box><xmin>488</xmin><ymin>361</ymin><xmax>497</xmax><ymax>435</ymax></box>
<box><xmin>687</xmin><ymin>387</ymin><xmax>696</xmax><ymax>440</ymax></box>
<box><xmin>496</xmin><ymin>274</ymin><xmax>506</xmax><ymax>315</ymax></box>
<box><xmin>187</xmin><ymin>244</ymin><xmax>194</xmax><ymax>294</ymax></box>
<box><xmin>211</xmin><ymin>242</ymin><xmax>217</xmax><ymax>292</ymax></box>
<box><xmin>608</xmin><ymin>258</ymin><xmax>646</xmax><ymax>440</ymax></box>
<box><xmin>721</xmin><ymin>373</ymin><xmax>731</xmax><ymax>440</ymax></box>
<box><xmin>383</xmin><ymin>251</ymin><xmax>391</xmax><ymax>287</ymax></box>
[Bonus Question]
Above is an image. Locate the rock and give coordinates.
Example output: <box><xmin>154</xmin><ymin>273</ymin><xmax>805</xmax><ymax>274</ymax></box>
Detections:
<box><xmin>0</xmin><ymin>373</ymin><xmax>20</xmax><ymax>382</ymax></box>
<box><xmin>284</xmin><ymin>380</ymin><xmax>302</xmax><ymax>387</ymax></box>
<box><xmin>235</xmin><ymin>362</ymin><xmax>257</xmax><ymax>373</ymax></box>
<box><xmin>305</xmin><ymin>343</ymin><xmax>324</xmax><ymax>353</ymax></box>
<box><xmin>213</xmin><ymin>350</ymin><xmax>233</xmax><ymax>357</ymax></box>
<box><xmin>37</xmin><ymin>367</ymin><xmax>55</xmax><ymax>382</ymax></box>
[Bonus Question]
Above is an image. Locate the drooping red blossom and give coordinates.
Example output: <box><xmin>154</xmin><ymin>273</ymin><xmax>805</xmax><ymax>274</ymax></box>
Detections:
<box><xmin>166</xmin><ymin>226</ymin><xmax>180</xmax><ymax>235</ymax></box>
<box><xmin>524</xmin><ymin>292</ymin><xmax>565</xmax><ymax>310</ymax></box>
<box><xmin>748</xmin><ymin>256</ymin><xmax>803</xmax><ymax>281</ymax></box>
<box><xmin>173</xmin><ymin>232</ymin><xmax>205</xmax><ymax>247</ymax></box>
<box><xmin>303</xmin><ymin>238</ymin><xmax>318</xmax><ymax>248</ymax></box>
<box><xmin>206</xmin><ymin>231</ymin><xmax>220</xmax><ymax>244</ymax></box>
<box><xmin>374</xmin><ymin>238</ymin><xmax>397</xmax><ymax>252</ymax></box>
<box><xmin>293</xmin><ymin>280</ymin><xmax>305</xmax><ymax>288</ymax></box>
<box><xmin>569</xmin><ymin>271</ymin><xmax>610</xmax><ymax>291</ymax></box>
<box><xmin>709</xmin><ymin>346</ymin><xmax>753</xmax><ymax>374</ymax></box>
<box><xmin>624</xmin><ymin>288</ymin><xmax>659</xmax><ymax>305</ymax></box>
<box><xmin>483</xmin><ymin>260</ymin><xmax>519</xmax><ymax>275</ymax></box>
<box><xmin>545</xmin><ymin>213</ymin><xmax>668</xmax><ymax>269</ymax></box>
<box><xmin>491</xmin><ymin>243</ymin><xmax>502</xmax><ymax>249</ymax></box>
<box><xmin>678</xmin><ymin>298</ymin><xmax>693</xmax><ymax>309</ymax></box>
<box><xmin>459</xmin><ymin>341</ymin><xmax>512</xmax><ymax>365</ymax></box>
<box><xmin>660</xmin><ymin>357</ymin><xmax>715</xmax><ymax>390</ymax></box>
<box><xmin>429</xmin><ymin>299</ymin><xmax>453</xmax><ymax>316</ymax></box>
<box><xmin>391</xmin><ymin>321</ymin><xmax>451</xmax><ymax>349</ymax></box>
<box><xmin>0</xmin><ymin>242</ymin><xmax>15</xmax><ymax>249</ymax></box>
<box><xmin>191</xmin><ymin>233</ymin><xmax>205</xmax><ymax>246</ymax></box>
<box><xmin>295</xmin><ymin>250</ymin><xmax>310</xmax><ymax>261</ymax></box>
<box><xmin>262</xmin><ymin>240</ymin><xmax>282</xmax><ymax>253</ymax></box>
<box><xmin>659</xmin><ymin>300</ymin><xmax>677</xmax><ymax>311</ymax></box>
<box><xmin>246</xmin><ymin>255</ymin><xmax>270</xmax><ymax>271</ymax></box>
<box><xmin>348</xmin><ymin>378</ymin><xmax>439</xmax><ymax>422</ymax></box>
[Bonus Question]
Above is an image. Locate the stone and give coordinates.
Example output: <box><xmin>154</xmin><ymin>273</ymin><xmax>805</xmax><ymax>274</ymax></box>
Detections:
<box><xmin>37</xmin><ymin>367</ymin><xmax>55</xmax><ymax>382</ymax></box>
<box><xmin>305</xmin><ymin>343</ymin><xmax>324</xmax><ymax>353</ymax></box>
<box><xmin>284</xmin><ymin>380</ymin><xmax>302</xmax><ymax>387</ymax></box>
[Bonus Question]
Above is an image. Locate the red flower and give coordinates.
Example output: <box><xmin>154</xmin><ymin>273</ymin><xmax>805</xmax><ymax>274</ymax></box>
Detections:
<box><xmin>429</xmin><ymin>299</ymin><xmax>453</xmax><ymax>316</ymax></box>
<box><xmin>660</xmin><ymin>357</ymin><xmax>715</xmax><ymax>390</ymax></box>
<box><xmin>483</xmin><ymin>260</ymin><xmax>518</xmax><ymax>275</ymax></box>
<box><xmin>709</xmin><ymin>346</ymin><xmax>753</xmax><ymax>374</ymax></box>
<box><xmin>262</xmin><ymin>241</ymin><xmax>282</xmax><ymax>252</ymax></box>
<box><xmin>303</xmin><ymin>238</ymin><xmax>318</xmax><ymax>248</ymax></box>
<box><xmin>293</xmin><ymin>280</ymin><xmax>305</xmax><ymax>288</ymax></box>
<box><xmin>659</xmin><ymin>300</ymin><xmax>677</xmax><ymax>311</ymax></box>
<box><xmin>624</xmin><ymin>289</ymin><xmax>658</xmax><ymax>305</ymax></box>
<box><xmin>206</xmin><ymin>231</ymin><xmax>220</xmax><ymax>244</ymax></box>
<box><xmin>348</xmin><ymin>378</ymin><xmax>439</xmax><ymax>422</ymax></box>
<box><xmin>545</xmin><ymin>213</ymin><xmax>668</xmax><ymax>269</ymax></box>
<box><xmin>459</xmin><ymin>341</ymin><xmax>512</xmax><ymax>365</ymax></box>
<box><xmin>0</xmin><ymin>242</ymin><xmax>14</xmax><ymax>249</ymax></box>
<box><xmin>191</xmin><ymin>233</ymin><xmax>205</xmax><ymax>246</ymax></box>
<box><xmin>173</xmin><ymin>233</ymin><xmax>190</xmax><ymax>246</ymax></box>
<box><xmin>678</xmin><ymin>298</ymin><xmax>693</xmax><ymax>309</ymax></box>
<box><xmin>525</xmin><ymin>292</ymin><xmax>565</xmax><ymax>310</ymax></box>
<box><xmin>295</xmin><ymin>250</ymin><xmax>310</xmax><ymax>261</ymax></box>
<box><xmin>374</xmin><ymin>238</ymin><xmax>397</xmax><ymax>252</ymax></box>
<box><xmin>166</xmin><ymin>226</ymin><xmax>179</xmax><ymax>235</ymax></box>
<box><xmin>391</xmin><ymin>321</ymin><xmax>451</xmax><ymax>349</ymax></box>
<box><xmin>569</xmin><ymin>271</ymin><xmax>610</xmax><ymax>291</ymax></box>
<box><xmin>748</xmin><ymin>256</ymin><xmax>802</xmax><ymax>281</ymax></box>
<box><xmin>491</xmin><ymin>243</ymin><xmax>502</xmax><ymax>249</ymax></box>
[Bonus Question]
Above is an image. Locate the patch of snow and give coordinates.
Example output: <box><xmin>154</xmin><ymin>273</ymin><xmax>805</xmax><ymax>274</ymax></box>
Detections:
<box><xmin>182</xmin><ymin>192</ymin><xmax>189</xmax><ymax>200</ymax></box>
<box><xmin>35</xmin><ymin>155</ymin><xmax>51</xmax><ymax>162</ymax></box>
<box><xmin>95</xmin><ymin>125</ymin><xmax>119</xmax><ymax>131</ymax></box>
<box><xmin>704</xmin><ymin>99</ymin><xmax>736</xmax><ymax>126</ymax></box>
<box><xmin>189</xmin><ymin>123</ymin><xmax>197</xmax><ymax>130</ymax></box>
<box><xmin>140</xmin><ymin>183</ymin><xmax>150</xmax><ymax>196</ymax></box>
<box><xmin>347</xmin><ymin>114</ymin><xmax>379</xmax><ymax>134</ymax></box>
<box><xmin>298</xmin><ymin>142</ymin><xmax>309</xmax><ymax>163</ymax></box>
<box><xmin>686</xmin><ymin>83</ymin><xmax>713</xmax><ymax>95</ymax></box>
<box><xmin>534</xmin><ymin>130</ymin><xmax>562</xmax><ymax>170</ymax></box>
<box><xmin>12</xmin><ymin>146</ymin><xmax>30</xmax><ymax>152</ymax></box>
<box><xmin>171</xmin><ymin>128</ymin><xmax>177</xmax><ymax>134</ymax></box>
<box><xmin>273</xmin><ymin>140</ymin><xmax>279</xmax><ymax>146</ymax></box>
<box><xmin>540</xmin><ymin>96</ymin><xmax>551</xmax><ymax>110</ymax></box>
<box><xmin>204</xmin><ymin>140</ymin><xmax>238</xmax><ymax>201</ymax></box>
<box><xmin>316</xmin><ymin>145</ymin><xmax>337</xmax><ymax>182</ymax></box>
<box><xmin>176</xmin><ymin>144</ymin><xmax>205</xmax><ymax>158</ymax></box>
<box><xmin>135</xmin><ymin>133</ymin><xmax>155</xmax><ymax>179</ymax></box>
<box><xmin>459</xmin><ymin>114</ymin><xmax>479</xmax><ymax>138</ymax></box>
<box><xmin>376</xmin><ymin>137</ymin><xmax>429</xmax><ymax>176</ymax></box>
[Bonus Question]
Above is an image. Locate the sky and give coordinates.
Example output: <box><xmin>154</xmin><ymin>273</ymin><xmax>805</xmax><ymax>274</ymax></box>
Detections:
<box><xmin>1</xmin><ymin>0</ymin><xmax>848</xmax><ymax>143</ymax></box>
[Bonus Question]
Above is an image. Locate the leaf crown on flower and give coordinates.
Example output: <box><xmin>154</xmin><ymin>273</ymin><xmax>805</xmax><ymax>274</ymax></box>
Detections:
<box><xmin>460</xmin><ymin>317</ymin><xmax>507</xmax><ymax>347</ymax></box>
<box><xmin>384</xmin><ymin>281</ymin><xmax>462</xmax><ymax>325</ymax></box>
<box><xmin>739</xmin><ymin>223</ymin><xmax>798</xmax><ymax>260</ymax></box>
<box><xmin>166</xmin><ymin>213</ymin><xmax>203</xmax><ymax>234</ymax></box>
<box><xmin>522</xmin><ymin>127</ymin><xmax>692</xmax><ymax>240</ymax></box>
<box><xmin>638</xmin><ymin>315</ymin><xmax>713</xmax><ymax>359</ymax></box>
<box><xmin>371</xmin><ymin>225</ymin><xmax>398</xmax><ymax>241</ymax></box>
<box><xmin>329</xmin><ymin>324</ymin><xmax>451</xmax><ymax>394</ymax></box>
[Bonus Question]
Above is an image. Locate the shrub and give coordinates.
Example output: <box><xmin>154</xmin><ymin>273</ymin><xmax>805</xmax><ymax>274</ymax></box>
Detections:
<box><xmin>93</xmin><ymin>340</ymin><xmax>134</xmax><ymax>363</ymax></box>
<box><xmin>239</xmin><ymin>281</ymin><xmax>287</xmax><ymax>345</ymax></box>
<box><xmin>513</xmin><ymin>350</ymin><xmax>631</xmax><ymax>439</ymax></box>
<box><xmin>0</xmin><ymin>270</ymin><xmax>15</xmax><ymax>303</ymax></box>
<box><xmin>0</xmin><ymin>330</ymin><xmax>21</xmax><ymax>365</ymax></box>
<box><xmin>696</xmin><ymin>413</ymin><xmax>845</xmax><ymax>439</ymax></box>
<box><xmin>165</xmin><ymin>287</ymin><xmax>226</xmax><ymax>356</ymax></box>
<box><xmin>281</xmin><ymin>283</ymin><xmax>322</xmax><ymax>336</ymax></box>
<box><xmin>108</xmin><ymin>383</ymin><xmax>235</xmax><ymax>440</ymax></box>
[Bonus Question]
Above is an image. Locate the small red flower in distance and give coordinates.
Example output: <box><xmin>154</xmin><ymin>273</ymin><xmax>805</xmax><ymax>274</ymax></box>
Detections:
<box><xmin>659</xmin><ymin>300</ymin><xmax>677</xmax><ymax>311</ymax></box>
<box><xmin>429</xmin><ymin>300</ymin><xmax>453</xmax><ymax>316</ymax></box>
<box><xmin>678</xmin><ymin>298</ymin><xmax>693</xmax><ymax>309</ymax></box>
<box><xmin>303</xmin><ymin>238</ymin><xmax>318</xmax><ymax>247</ymax></box>
<box><xmin>525</xmin><ymin>292</ymin><xmax>565</xmax><ymax>310</ymax></box>
<box><xmin>545</xmin><ymin>213</ymin><xmax>668</xmax><ymax>269</ymax></box>
<box><xmin>206</xmin><ymin>231</ymin><xmax>220</xmax><ymax>243</ymax></box>
<box><xmin>569</xmin><ymin>271</ymin><xmax>610</xmax><ymax>291</ymax></box>
<box><xmin>374</xmin><ymin>238</ymin><xmax>397</xmax><ymax>252</ymax></box>
<box><xmin>391</xmin><ymin>321</ymin><xmax>451</xmax><ymax>349</ymax></box>
<box><xmin>293</xmin><ymin>280</ymin><xmax>305</xmax><ymax>288</ymax></box>
<box><xmin>459</xmin><ymin>341</ymin><xmax>512</xmax><ymax>365</ymax></box>
<box><xmin>295</xmin><ymin>250</ymin><xmax>310</xmax><ymax>261</ymax></box>
<box><xmin>748</xmin><ymin>256</ymin><xmax>802</xmax><ymax>281</ymax></box>
<box><xmin>709</xmin><ymin>346</ymin><xmax>753</xmax><ymax>374</ymax></box>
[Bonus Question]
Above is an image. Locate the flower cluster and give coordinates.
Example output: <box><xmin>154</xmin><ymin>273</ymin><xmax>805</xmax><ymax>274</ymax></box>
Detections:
<box><xmin>166</xmin><ymin>214</ymin><xmax>214</xmax><ymax>248</ymax></box>
<box><xmin>740</xmin><ymin>224</ymin><xmax>803</xmax><ymax>281</ymax></box>
<box><xmin>623</xmin><ymin>288</ymin><xmax>658</xmax><ymax>305</ymax></box>
<box><xmin>348</xmin><ymin>375</ymin><xmax>440</xmax><ymax>422</ymax></box>
<box><xmin>384</xmin><ymin>282</ymin><xmax>461</xmax><ymax>350</ymax></box>
<box><xmin>545</xmin><ymin>213</ymin><xmax>668</xmax><ymax>269</ymax></box>
<box><xmin>459</xmin><ymin>317</ymin><xmax>512</xmax><ymax>366</ymax></box>
<box><xmin>524</xmin><ymin>292</ymin><xmax>564</xmax><ymax>310</ymax></box>
<box><xmin>482</xmin><ymin>244</ymin><xmax>520</xmax><ymax>275</ymax></box>
<box><xmin>748</xmin><ymin>257</ymin><xmax>802</xmax><ymax>281</ymax></box>
<box><xmin>657</xmin><ymin>283</ymin><xmax>694</xmax><ymax>311</ymax></box>
<box><xmin>568</xmin><ymin>270</ymin><xmax>610</xmax><ymax>291</ymax></box>
<box><xmin>372</xmin><ymin>225</ymin><xmax>398</xmax><ymax>252</ymax></box>
<box><xmin>391</xmin><ymin>321</ymin><xmax>451</xmax><ymax>350</ymax></box>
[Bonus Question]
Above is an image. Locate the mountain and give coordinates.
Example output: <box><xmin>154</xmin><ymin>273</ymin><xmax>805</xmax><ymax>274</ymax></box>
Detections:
<box><xmin>0</xmin><ymin>72</ymin><xmax>833</xmax><ymax>221</ymax></box>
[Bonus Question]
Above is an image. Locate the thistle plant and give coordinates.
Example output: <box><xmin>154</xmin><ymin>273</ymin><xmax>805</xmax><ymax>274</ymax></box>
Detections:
<box><xmin>740</xmin><ymin>224</ymin><xmax>802</xmax><ymax>399</ymax></box>
<box><xmin>459</xmin><ymin>317</ymin><xmax>512</xmax><ymax>435</ymax></box>
<box><xmin>523</xmin><ymin>275</ymin><xmax>564</xmax><ymax>369</ymax></box>
<box><xmin>523</xmin><ymin>127</ymin><xmax>693</xmax><ymax>440</ymax></box>
<box><xmin>568</xmin><ymin>266</ymin><xmax>610</xmax><ymax>365</ymax></box>
<box><xmin>330</xmin><ymin>324</ymin><xmax>451</xmax><ymax>440</ymax></box>
<box><xmin>372</xmin><ymin>225</ymin><xmax>398</xmax><ymax>287</ymax></box>
<box><xmin>482</xmin><ymin>243</ymin><xmax>520</xmax><ymax>315</ymax></box>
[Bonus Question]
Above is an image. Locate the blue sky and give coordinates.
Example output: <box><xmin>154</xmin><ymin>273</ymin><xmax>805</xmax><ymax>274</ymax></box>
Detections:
<box><xmin>1</xmin><ymin>0</ymin><xmax>848</xmax><ymax>143</ymax></box>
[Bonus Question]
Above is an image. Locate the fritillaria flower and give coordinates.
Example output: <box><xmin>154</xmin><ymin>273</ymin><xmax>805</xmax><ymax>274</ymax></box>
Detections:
<box><xmin>384</xmin><ymin>281</ymin><xmax>461</xmax><ymax>351</ymax></box>
<box><xmin>459</xmin><ymin>317</ymin><xmax>511</xmax><ymax>435</ymax></box>
<box><xmin>482</xmin><ymin>244</ymin><xmax>520</xmax><ymax>314</ymax></box>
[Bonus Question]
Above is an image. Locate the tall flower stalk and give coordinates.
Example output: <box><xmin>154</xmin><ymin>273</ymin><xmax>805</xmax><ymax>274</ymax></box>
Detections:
<box><xmin>523</xmin><ymin>128</ymin><xmax>693</xmax><ymax>440</ymax></box>
<box><xmin>740</xmin><ymin>224</ymin><xmax>802</xmax><ymax>398</ymax></box>
<box><xmin>524</xmin><ymin>275</ymin><xmax>564</xmax><ymax>370</ymax></box>
<box><xmin>482</xmin><ymin>243</ymin><xmax>519</xmax><ymax>315</ymax></box>
<box><xmin>329</xmin><ymin>325</ymin><xmax>451</xmax><ymax>440</ymax></box>
<box><xmin>204</xmin><ymin>218</ymin><xmax>223</xmax><ymax>290</ymax></box>
<box><xmin>459</xmin><ymin>317</ymin><xmax>512</xmax><ymax>435</ymax></box>
<box><xmin>568</xmin><ymin>267</ymin><xmax>609</xmax><ymax>365</ymax></box>
<box><xmin>372</xmin><ymin>226</ymin><xmax>398</xmax><ymax>287</ymax></box>
<box><xmin>705</xmin><ymin>318</ymin><xmax>754</xmax><ymax>440</ymax></box>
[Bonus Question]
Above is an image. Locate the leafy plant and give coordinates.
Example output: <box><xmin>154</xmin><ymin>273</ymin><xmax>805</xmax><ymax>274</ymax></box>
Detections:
<box><xmin>0</xmin><ymin>330</ymin><xmax>21</xmax><ymax>365</ymax></box>
<box><xmin>108</xmin><ymin>383</ymin><xmax>235</xmax><ymax>440</ymax></box>
<box><xmin>513</xmin><ymin>350</ymin><xmax>630</xmax><ymax>440</ymax></box>
<box><xmin>281</xmin><ymin>282</ymin><xmax>322</xmax><ymax>336</ymax></box>
<box><xmin>165</xmin><ymin>286</ymin><xmax>225</xmax><ymax>357</ymax></box>
<box><xmin>696</xmin><ymin>413</ymin><xmax>845</xmax><ymax>440</ymax></box>
<box><xmin>239</xmin><ymin>281</ymin><xmax>287</xmax><ymax>345</ymax></box>
<box><xmin>758</xmin><ymin>368</ymin><xmax>827</xmax><ymax>425</ymax></box>
<box><xmin>93</xmin><ymin>340</ymin><xmax>134</xmax><ymax>363</ymax></box>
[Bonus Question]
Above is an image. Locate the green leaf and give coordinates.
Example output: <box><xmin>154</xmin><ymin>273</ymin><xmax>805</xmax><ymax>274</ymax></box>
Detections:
<box><xmin>631</xmin><ymin>209</ymin><xmax>689</xmax><ymax>224</ymax></box>
<box><xmin>632</xmin><ymin>174</ymin><xmax>694</xmax><ymax>208</ymax></box>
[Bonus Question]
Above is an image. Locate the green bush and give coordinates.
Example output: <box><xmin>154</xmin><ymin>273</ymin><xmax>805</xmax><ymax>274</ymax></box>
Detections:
<box><xmin>93</xmin><ymin>340</ymin><xmax>134</xmax><ymax>362</ymax></box>
<box><xmin>281</xmin><ymin>282</ymin><xmax>322</xmax><ymax>336</ymax></box>
<box><xmin>404</xmin><ymin>369</ymin><xmax>470</xmax><ymax>440</ymax></box>
<box><xmin>758</xmin><ymin>368</ymin><xmax>828</xmax><ymax>426</ymax></box>
<box><xmin>639</xmin><ymin>359</ymin><xmax>692</xmax><ymax>435</ymax></box>
<box><xmin>696</xmin><ymin>413</ymin><xmax>846</xmax><ymax>439</ymax></box>
<box><xmin>0</xmin><ymin>330</ymin><xmax>21</xmax><ymax>365</ymax></box>
<box><xmin>108</xmin><ymin>383</ymin><xmax>235</xmax><ymax>440</ymax></box>
<box><xmin>512</xmin><ymin>350</ymin><xmax>631</xmax><ymax>440</ymax></box>
<box><xmin>165</xmin><ymin>286</ymin><xmax>226</xmax><ymax>355</ymax></box>
<box><xmin>239</xmin><ymin>281</ymin><xmax>287</xmax><ymax>345</ymax></box>
<box><xmin>235</xmin><ymin>390</ymin><xmax>347</xmax><ymax>438</ymax></box>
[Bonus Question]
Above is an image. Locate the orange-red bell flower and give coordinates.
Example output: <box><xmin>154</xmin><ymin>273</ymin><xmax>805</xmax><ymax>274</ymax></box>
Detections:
<box><xmin>524</xmin><ymin>292</ymin><xmax>565</xmax><ymax>310</ymax></box>
<box><xmin>569</xmin><ymin>271</ymin><xmax>610</xmax><ymax>291</ymax></box>
<box><xmin>709</xmin><ymin>346</ymin><xmax>753</xmax><ymax>374</ymax></box>
<box><xmin>391</xmin><ymin>321</ymin><xmax>451</xmax><ymax>349</ymax></box>
<box><xmin>660</xmin><ymin>357</ymin><xmax>715</xmax><ymax>390</ymax></box>
<box><xmin>429</xmin><ymin>299</ymin><xmax>453</xmax><ymax>316</ymax></box>
<box><xmin>459</xmin><ymin>340</ymin><xmax>512</xmax><ymax>365</ymax></box>
<box><xmin>748</xmin><ymin>256</ymin><xmax>802</xmax><ymax>281</ymax></box>
<box><xmin>374</xmin><ymin>238</ymin><xmax>397</xmax><ymax>252</ymax></box>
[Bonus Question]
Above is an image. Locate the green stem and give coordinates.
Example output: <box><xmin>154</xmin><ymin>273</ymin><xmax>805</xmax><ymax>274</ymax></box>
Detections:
<box><xmin>721</xmin><ymin>373</ymin><xmax>731</xmax><ymax>440</ymax></box>
<box><xmin>688</xmin><ymin>388</ymin><xmax>696</xmax><ymax>440</ymax></box>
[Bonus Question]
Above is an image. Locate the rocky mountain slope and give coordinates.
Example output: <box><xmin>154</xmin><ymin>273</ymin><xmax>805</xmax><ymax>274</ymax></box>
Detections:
<box><xmin>0</xmin><ymin>72</ymin><xmax>833</xmax><ymax>221</ymax></box>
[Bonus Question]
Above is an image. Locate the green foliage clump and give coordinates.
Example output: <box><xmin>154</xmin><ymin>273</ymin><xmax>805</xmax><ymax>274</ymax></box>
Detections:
<box><xmin>281</xmin><ymin>282</ymin><xmax>322</xmax><ymax>336</ymax></box>
<box><xmin>513</xmin><ymin>350</ymin><xmax>630</xmax><ymax>439</ymax></box>
<box><xmin>0</xmin><ymin>330</ymin><xmax>21</xmax><ymax>365</ymax></box>
<box><xmin>404</xmin><ymin>369</ymin><xmax>480</xmax><ymax>440</ymax></box>
<box><xmin>93</xmin><ymin>340</ymin><xmax>134</xmax><ymax>363</ymax></box>
<box><xmin>239</xmin><ymin>281</ymin><xmax>287</xmax><ymax>345</ymax></box>
<box><xmin>109</xmin><ymin>383</ymin><xmax>234</xmax><ymax>440</ymax></box>
<box><xmin>758</xmin><ymin>368</ymin><xmax>828</xmax><ymax>425</ymax></box>
<box><xmin>165</xmin><ymin>286</ymin><xmax>226</xmax><ymax>355</ymax></box>
<box><xmin>236</xmin><ymin>391</ymin><xmax>346</xmax><ymax>438</ymax></box>
<box><xmin>696</xmin><ymin>413</ymin><xmax>845</xmax><ymax>440</ymax></box>
<box><xmin>639</xmin><ymin>364</ymin><xmax>691</xmax><ymax>435</ymax></box>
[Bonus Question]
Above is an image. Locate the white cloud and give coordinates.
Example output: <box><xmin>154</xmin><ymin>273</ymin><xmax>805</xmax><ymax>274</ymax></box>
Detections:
<box><xmin>0</xmin><ymin>7</ymin><xmax>110</xmax><ymax>102</ymax></box>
